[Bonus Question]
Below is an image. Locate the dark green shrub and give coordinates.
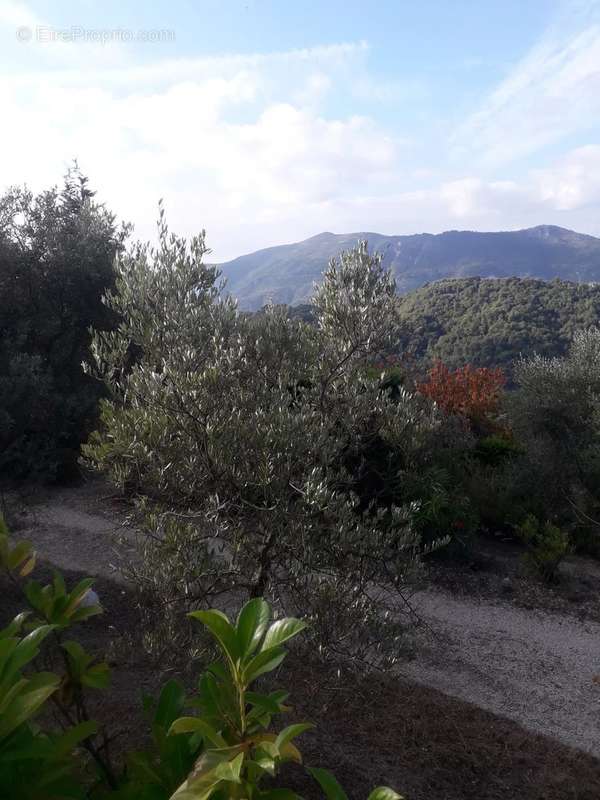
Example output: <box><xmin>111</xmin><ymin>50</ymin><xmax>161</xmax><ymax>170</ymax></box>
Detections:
<box><xmin>463</xmin><ymin>463</ymin><xmax>526</xmax><ymax>532</ymax></box>
<box><xmin>410</xmin><ymin>468</ymin><xmax>477</xmax><ymax>557</ymax></box>
<box><xmin>571</xmin><ymin>524</ymin><xmax>600</xmax><ymax>559</ymax></box>
<box><xmin>472</xmin><ymin>434</ymin><xmax>524</xmax><ymax>467</ymax></box>
<box><xmin>0</xmin><ymin>167</ymin><xmax>128</xmax><ymax>481</ymax></box>
<box><xmin>516</xmin><ymin>514</ymin><xmax>570</xmax><ymax>582</ymax></box>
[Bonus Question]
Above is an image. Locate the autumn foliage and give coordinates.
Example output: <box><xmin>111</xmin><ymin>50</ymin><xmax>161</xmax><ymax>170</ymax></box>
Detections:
<box><xmin>417</xmin><ymin>361</ymin><xmax>506</xmax><ymax>425</ymax></box>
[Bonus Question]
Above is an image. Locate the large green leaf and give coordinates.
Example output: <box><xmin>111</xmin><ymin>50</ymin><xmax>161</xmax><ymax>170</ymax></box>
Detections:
<box><xmin>62</xmin><ymin>640</ymin><xmax>90</xmax><ymax>680</ymax></box>
<box><xmin>189</xmin><ymin>610</ymin><xmax>240</xmax><ymax>664</ymax></box>
<box><xmin>51</xmin><ymin>720</ymin><xmax>98</xmax><ymax>758</ymax></box>
<box><xmin>169</xmin><ymin>750</ymin><xmax>244</xmax><ymax>800</ymax></box>
<box><xmin>168</xmin><ymin>717</ymin><xmax>226</xmax><ymax>747</ymax></box>
<box><xmin>64</xmin><ymin>578</ymin><xmax>95</xmax><ymax>615</ymax></box>
<box><xmin>62</xmin><ymin>644</ymin><xmax>109</xmax><ymax>691</ymax></box>
<box><xmin>236</xmin><ymin>599</ymin><xmax>270</xmax><ymax>656</ymax></box>
<box><xmin>213</xmin><ymin>751</ymin><xmax>244</xmax><ymax>783</ymax></box>
<box><xmin>275</xmin><ymin>723</ymin><xmax>313</xmax><ymax>751</ymax></box>
<box><xmin>69</xmin><ymin>604</ymin><xmax>103</xmax><ymax>624</ymax></box>
<box><xmin>0</xmin><ymin>613</ymin><xmax>29</xmax><ymax>639</ymax></box>
<box><xmin>0</xmin><ymin>638</ymin><xmax>19</xmax><ymax>675</ymax></box>
<box><xmin>367</xmin><ymin>788</ymin><xmax>404</xmax><ymax>800</ymax></box>
<box><xmin>0</xmin><ymin>672</ymin><xmax>60</xmax><ymax>739</ymax></box>
<box><xmin>197</xmin><ymin>672</ymin><xmax>226</xmax><ymax>720</ymax></box>
<box><xmin>206</xmin><ymin>662</ymin><xmax>229</xmax><ymax>682</ymax></box>
<box><xmin>155</xmin><ymin>680</ymin><xmax>187</xmax><ymax>730</ymax></box>
<box><xmin>307</xmin><ymin>767</ymin><xmax>349</xmax><ymax>800</ymax></box>
<box><xmin>2</xmin><ymin>625</ymin><xmax>55</xmax><ymax>681</ymax></box>
<box><xmin>24</xmin><ymin>580</ymin><xmax>44</xmax><ymax>614</ymax></box>
<box><xmin>0</xmin><ymin>677</ymin><xmax>29</xmax><ymax>715</ymax></box>
<box><xmin>246</xmin><ymin>691</ymin><xmax>288</xmax><ymax>715</ymax></box>
<box><xmin>261</xmin><ymin>619</ymin><xmax>307</xmax><ymax>652</ymax></box>
<box><xmin>19</xmin><ymin>553</ymin><xmax>37</xmax><ymax>577</ymax></box>
<box><xmin>127</xmin><ymin>751</ymin><xmax>164</xmax><ymax>786</ymax></box>
<box><xmin>252</xmin><ymin>751</ymin><xmax>276</xmax><ymax>776</ymax></box>
<box><xmin>7</xmin><ymin>540</ymin><xmax>34</xmax><ymax>571</ymax></box>
<box><xmin>243</xmin><ymin>646</ymin><xmax>286</xmax><ymax>684</ymax></box>
<box><xmin>81</xmin><ymin>662</ymin><xmax>111</xmax><ymax>690</ymax></box>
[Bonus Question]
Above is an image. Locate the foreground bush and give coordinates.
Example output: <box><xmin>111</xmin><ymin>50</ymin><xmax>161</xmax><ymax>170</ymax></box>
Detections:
<box><xmin>85</xmin><ymin>213</ymin><xmax>441</xmax><ymax>666</ymax></box>
<box><xmin>0</xmin><ymin>519</ymin><xmax>402</xmax><ymax>799</ymax></box>
<box><xmin>168</xmin><ymin>599</ymin><xmax>402</xmax><ymax>800</ymax></box>
<box><xmin>0</xmin><ymin>516</ymin><xmax>115</xmax><ymax>796</ymax></box>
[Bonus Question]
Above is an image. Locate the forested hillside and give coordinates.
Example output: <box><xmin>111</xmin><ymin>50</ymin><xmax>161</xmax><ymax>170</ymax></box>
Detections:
<box><xmin>287</xmin><ymin>277</ymin><xmax>600</xmax><ymax>373</ymax></box>
<box><xmin>396</xmin><ymin>277</ymin><xmax>600</xmax><ymax>371</ymax></box>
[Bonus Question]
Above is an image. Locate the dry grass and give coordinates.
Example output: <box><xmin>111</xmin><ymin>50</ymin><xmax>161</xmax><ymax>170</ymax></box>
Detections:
<box><xmin>285</xmin><ymin>659</ymin><xmax>600</xmax><ymax>799</ymax></box>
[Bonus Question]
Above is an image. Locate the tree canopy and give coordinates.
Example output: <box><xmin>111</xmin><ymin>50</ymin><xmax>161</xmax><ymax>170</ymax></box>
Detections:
<box><xmin>85</xmin><ymin>229</ymin><xmax>440</xmax><ymax>666</ymax></box>
<box><xmin>0</xmin><ymin>167</ymin><xmax>127</xmax><ymax>480</ymax></box>
<box><xmin>395</xmin><ymin>277</ymin><xmax>600</xmax><ymax>374</ymax></box>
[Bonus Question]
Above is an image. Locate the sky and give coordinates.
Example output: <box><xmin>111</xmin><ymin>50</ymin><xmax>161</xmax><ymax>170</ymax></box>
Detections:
<box><xmin>1</xmin><ymin>0</ymin><xmax>600</xmax><ymax>261</ymax></box>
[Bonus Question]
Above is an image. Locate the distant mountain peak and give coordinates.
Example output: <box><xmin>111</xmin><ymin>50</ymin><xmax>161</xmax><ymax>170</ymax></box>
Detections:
<box><xmin>308</xmin><ymin>231</ymin><xmax>336</xmax><ymax>239</ymax></box>
<box><xmin>529</xmin><ymin>224</ymin><xmax>569</xmax><ymax>232</ymax></box>
<box><xmin>524</xmin><ymin>224</ymin><xmax>571</xmax><ymax>237</ymax></box>
<box><xmin>218</xmin><ymin>225</ymin><xmax>600</xmax><ymax>310</ymax></box>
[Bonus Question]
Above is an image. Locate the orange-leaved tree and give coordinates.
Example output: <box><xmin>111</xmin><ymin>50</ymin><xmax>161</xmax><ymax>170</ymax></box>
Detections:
<box><xmin>417</xmin><ymin>361</ymin><xmax>505</xmax><ymax>428</ymax></box>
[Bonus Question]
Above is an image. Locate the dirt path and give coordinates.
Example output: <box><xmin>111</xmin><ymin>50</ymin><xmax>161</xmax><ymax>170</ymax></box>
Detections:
<box><xmin>11</xmin><ymin>482</ymin><xmax>600</xmax><ymax>759</ymax></box>
<box><xmin>12</xmin><ymin>482</ymin><xmax>133</xmax><ymax>581</ymax></box>
<box><xmin>404</xmin><ymin>589</ymin><xmax>600</xmax><ymax>757</ymax></box>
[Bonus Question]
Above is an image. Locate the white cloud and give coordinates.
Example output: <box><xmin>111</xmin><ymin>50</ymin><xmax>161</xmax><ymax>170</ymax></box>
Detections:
<box><xmin>294</xmin><ymin>144</ymin><xmax>600</xmax><ymax>240</ymax></box>
<box><xmin>0</xmin><ymin>0</ymin><xmax>37</xmax><ymax>26</ymax></box>
<box><xmin>0</xmin><ymin>1</ymin><xmax>404</xmax><ymax>259</ymax></box>
<box><xmin>533</xmin><ymin>144</ymin><xmax>600</xmax><ymax>209</ymax></box>
<box><xmin>1</xmin><ymin>1</ymin><xmax>599</xmax><ymax>259</ymax></box>
<box><xmin>454</xmin><ymin>0</ymin><xmax>600</xmax><ymax>167</ymax></box>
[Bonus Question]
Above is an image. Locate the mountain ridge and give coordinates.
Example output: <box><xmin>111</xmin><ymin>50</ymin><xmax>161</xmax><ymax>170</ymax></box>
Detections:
<box><xmin>217</xmin><ymin>225</ymin><xmax>600</xmax><ymax>310</ymax></box>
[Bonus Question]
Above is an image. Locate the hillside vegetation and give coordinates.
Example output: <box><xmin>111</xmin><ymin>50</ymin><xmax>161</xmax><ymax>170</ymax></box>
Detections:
<box><xmin>396</xmin><ymin>276</ymin><xmax>600</xmax><ymax>372</ymax></box>
<box><xmin>289</xmin><ymin>277</ymin><xmax>600</xmax><ymax>374</ymax></box>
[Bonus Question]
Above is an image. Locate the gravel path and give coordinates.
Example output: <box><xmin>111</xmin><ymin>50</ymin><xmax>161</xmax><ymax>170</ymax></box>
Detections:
<box><xmin>13</xmin><ymin>484</ymin><xmax>132</xmax><ymax>581</ymax></box>
<box><xmin>13</xmin><ymin>483</ymin><xmax>600</xmax><ymax>758</ymax></box>
<box><xmin>404</xmin><ymin>589</ymin><xmax>600</xmax><ymax>757</ymax></box>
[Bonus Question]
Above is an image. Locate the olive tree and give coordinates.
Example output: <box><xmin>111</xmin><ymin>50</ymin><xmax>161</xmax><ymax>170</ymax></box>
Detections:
<box><xmin>85</xmin><ymin>209</ymin><xmax>439</xmax><ymax>666</ymax></box>
<box><xmin>509</xmin><ymin>328</ymin><xmax>600</xmax><ymax>545</ymax></box>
